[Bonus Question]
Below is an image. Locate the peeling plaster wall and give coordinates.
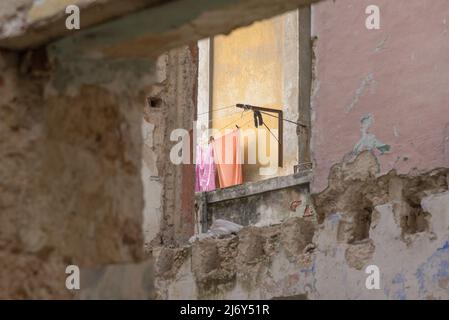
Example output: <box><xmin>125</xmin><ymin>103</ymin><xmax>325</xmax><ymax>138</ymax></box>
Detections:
<box><xmin>143</xmin><ymin>45</ymin><xmax>198</xmax><ymax>247</ymax></box>
<box><xmin>155</xmin><ymin>152</ymin><xmax>449</xmax><ymax>300</ymax></box>
<box><xmin>0</xmin><ymin>0</ymin><xmax>34</xmax><ymax>27</ymax></box>
<box><xmin>4</xmin><ymin>0</ymin><xmax>449</xmax><ymax>301</ymax></box>
<box><xmin>0</xmin><ymin>12</ymin><xmax>155</xmax><ymax>299</ymax></box>
<box><xmin>1</xmin><ymin>0</ymin><xmax>322</xmax><ymax>299</ymax></box>
<box><xmin>208</xmin><ymin>185</ymin><xmax>311</xmax><ymax>227</ymax></box>
<box><xmin>1</xmin><ymin>45</ymin><xmax>150</xmax><ymax>299</ymax></box>
<box><xmin>311</xmin><ymin>0</ymin><xmax>449</xmax><ymax>192</ymax></box>
<box><xmin>203</xmin><ymin>172</ymin><xmax>314</xmax><ymax>228</ymax></box>
<box><xmin>0</xmin><ymin>34</ymin><xmax>197</xmax><ymax>299</ymax></box>
<box><xmin>0</xmin><ymin>50</ymin><xmax>73</xmax><ymax>299</ymax></box>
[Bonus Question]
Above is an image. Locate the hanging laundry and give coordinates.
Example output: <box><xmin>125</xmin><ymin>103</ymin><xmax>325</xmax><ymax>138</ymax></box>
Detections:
<box><xmin>195</xmin><ymin>142</ymin><xmax>216</xmax><ymax>192</ymax></box>
<box><xmin>213</xmin><ymin>129</ymin><xmax>243</xmax><ymax>188</ymax></box>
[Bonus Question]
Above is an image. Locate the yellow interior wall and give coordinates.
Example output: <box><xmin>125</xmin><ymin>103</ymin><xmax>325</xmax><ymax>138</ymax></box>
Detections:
<box><xmin>212</xmin><ymin>17</ymin><xmax>284</xmax><ymax>181</ymax></box>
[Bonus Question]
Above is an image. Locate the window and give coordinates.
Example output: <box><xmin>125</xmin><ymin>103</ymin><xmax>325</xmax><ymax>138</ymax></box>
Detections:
<box><xmin>196</xmin><ymin>8</ymin><xmax>311</xmax><ymax>189</ymax></box>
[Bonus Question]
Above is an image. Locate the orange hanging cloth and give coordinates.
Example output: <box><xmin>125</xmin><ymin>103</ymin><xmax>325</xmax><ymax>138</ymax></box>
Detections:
<box><xmin>213</xmin><ymin>129</ymin><xmax>243</xmax><ymax>188</ymax></box>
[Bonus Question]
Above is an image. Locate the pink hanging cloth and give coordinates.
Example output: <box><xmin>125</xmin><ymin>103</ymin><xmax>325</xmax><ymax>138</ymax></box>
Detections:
<box><xmin>195</xmin><ymin>143</ymin><xmax>216</xmax><ymax>192</ymax></box>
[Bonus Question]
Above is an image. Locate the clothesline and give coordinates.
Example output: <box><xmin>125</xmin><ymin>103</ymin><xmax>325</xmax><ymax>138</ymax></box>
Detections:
<box><xmin>218</xmin><ymin>111</ymin><xmax>252</xmax><ymax>131</ymax></box>
<box><xmin>198</xmin><ymin>109</ymin><xmax>248</xmax><ymax>125</ymax></box>
<box><xmin>263</xmin><ymin>123</ymin><xmax>280</xmax><ymax>143</ymax></box>
<box><xmin>199</xmin><ymin>108</ymin><xmax>283</xmax><ymax>141</ymax></box>
<box><xmin>197</xmin><ymin>104</ymin><xmax>235</xmax><ymax>116</ymax></box>
<box><xmin>217</xmin><ymin>113</ymin><xmax>279</xmax><ymax>144</ymax></box>
<box><xmin>259</xmin><ymin>111</ymin><xmax>307</xmax><ymax>128</ymax></box>
<box><xmin>197</xmin><ymin>104</ymin><xmax>306</xmax><ymax>128</ymax></box>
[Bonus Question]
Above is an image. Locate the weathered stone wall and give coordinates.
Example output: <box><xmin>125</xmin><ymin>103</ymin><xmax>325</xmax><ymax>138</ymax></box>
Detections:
<box><xmin>205</xmin><ymin>173</ymin><xmax>312</xmax><ymax>228</ymax></box>
<box><xmin>0</xmin><ymin>0</ymin><xmax>321</xmax><ymax>299</ymax></box>
<box><xmin>208</xmin><ymin>186</ymin><xmax>309</xmax><ymax>228</ymax></box>
<box><xmin>0</xmin><ymin>42</ymin><xmax>195</xmax><ymax>300</ymax></box>
<box><xmin>311</xmin><ymin>0</ymin><xmax>449</xmax><ymax>192</ymax></box>
<box><xmin>3</xmin><ymin>0</ymin><xmax>448</xmax><ymax>301</ymax></box>
<box><xmin>0</xmin><ymin>50</ymin><xmax>72</xmax><ymax>299</ymax></box>
<box><xmin>0</xmin><ymin>0</ymin><xmax>321</xmax><ymax>52</ymax></box>
<box><xmin>143</xmin><ymin>45</ymin><xmax>198</xmax><ymax>247</ymax></box>
<box><xmin>155</xmin><ymin>0</ymin><xmax>449</xmax><ymax>299</ymax></box>
<box><xmin>155</xmin><ymin>152</ymin><xmax>449</xmax><ymax>300</ymax></box>
<box><xmin>0</xmin><ymin>42</ymin><xmax>150</xmax><ymax>298</ymax></box>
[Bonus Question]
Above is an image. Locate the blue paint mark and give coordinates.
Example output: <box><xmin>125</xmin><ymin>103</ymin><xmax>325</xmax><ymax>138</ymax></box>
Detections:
<box><xmin>328</xmin><ymin>213</ymin><xmax>341</xmax><ymax>229</ymax></box>
<box><xmin>433</xmin><ymin>260</ymin><xmax>449</xmax><ymax>282</ymax></box>
<box><xmin>391</xmin><ymin>273</ymin><xmax>407</xmax><ymax>300</ymax></box>
<box><xmin>300</xmin><ymin>256</ymin><xmax>316</xmax><ymax>274</ymax></box>
<box><xmin>392</xmin><ymin>273</ymin><xmax>406</xmax><ymax>284</ymax></box>
<box><xmin>415</xmin><ymin>268</ymin><xmax>426</xmax><ymax>295</ymax></box>
<box><xmin>437</xmin><ymin>238</ymin><xmax>449</xmax><ymax>252</ymax></box>
<box><xmin>415</xmin><ymin>235</ymin><xmax>449</xmax><ymax>297</ymax></box>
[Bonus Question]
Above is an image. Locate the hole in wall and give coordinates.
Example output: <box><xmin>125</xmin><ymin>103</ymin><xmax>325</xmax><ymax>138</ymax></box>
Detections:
<box><xmin>400</xmin><ymin>202</ymin><xmax>430</xmax><ymax>235</ymax></box>
<box><xmin>348</xmin><ymin>206</ymin><xmax>373</xmax><ymax>244</ymax></box>
<box><xmin>147</xmin><ymin>97</ymin><xmax>162</xmax><ymax>108</ymax></box>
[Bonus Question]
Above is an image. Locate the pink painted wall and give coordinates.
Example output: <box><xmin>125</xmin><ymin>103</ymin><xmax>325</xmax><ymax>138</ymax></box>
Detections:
<box><xmin>311</xmin><ymin>0</ymin><xmax>449</xmax><ymax>192</ymax></box>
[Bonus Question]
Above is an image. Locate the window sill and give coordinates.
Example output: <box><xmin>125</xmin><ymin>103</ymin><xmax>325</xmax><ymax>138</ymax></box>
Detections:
<box><xmin>198</xmin><ymin>169</ymin><xmax>312</xmax><ymax>204</ymax></box>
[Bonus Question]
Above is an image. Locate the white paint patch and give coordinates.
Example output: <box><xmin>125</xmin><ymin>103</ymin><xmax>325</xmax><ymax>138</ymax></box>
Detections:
<box><xmin>393</xmin><ymin>126</ymin><xmax>400</xmax><ymax>138</ymax></box>
<box><xmin>141</xmin><ymin>120</ymin><xmax>162</xmax><ymax>244</ymax></box>
<box><xmin>345</xmin><ymin>73</ymin><xmax>375</xmax><ymax>114</ymax></box>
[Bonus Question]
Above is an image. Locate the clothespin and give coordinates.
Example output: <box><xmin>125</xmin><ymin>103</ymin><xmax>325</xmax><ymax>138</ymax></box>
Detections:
<box><xmin>253</xmin><ymin>110</ymin><xmax>263</xmax><ymax>128</ymax></box>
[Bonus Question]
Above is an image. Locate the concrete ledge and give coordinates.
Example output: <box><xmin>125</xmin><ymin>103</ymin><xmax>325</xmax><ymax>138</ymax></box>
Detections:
<box><xmin>0</xmin><ymin>0</ymin><xmax>165</xmax><ymax>50</ymax></box>
<box><xmin>0</xmin><ymin>0</ymin><xmax>321</xmax><ymax>54</ymax></box>
<box><xmin>204</xmin><ymin>170</ymin><xmax>312</xmax><ymax>204</ymax></box>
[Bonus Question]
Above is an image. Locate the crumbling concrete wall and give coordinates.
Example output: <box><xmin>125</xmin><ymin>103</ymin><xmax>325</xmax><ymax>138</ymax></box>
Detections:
<box><xmin>0</xmin><ymin>41</ymin><xmax>150</xmax><ymax>298</ymax></box>
<box><xmin>204</xmin><ymin>172</ymin><xmax>313</xmax><ymax>228</ymax></box>
<box><xmin>1</xmin><ymin>0</ymin><xmax>321</xmax><ymax>299</ymax></box>
<box><xmin>155</xmin><ymin>152</ymin><xmax>449</xmax><ymax>299</ymax></box>
<box><xmin>0</xmin><ymin>0</ymin><xmax>321</xmax><ymax>52</ymax></box>
<box><xmin>143</xmin><ymin>45</ymin><xmax>198</xmax><ymax>247</ymax></box>
<box><xmin>311</xmin><ymin>0</ymin><xmax>449</xmax><ymax>192</ymax></box>
<box><xmin>0</xmin><ymin>41</ymin><xmax>196</xmax><ymax>300</ymax></box>
<box><xmin>0</xmin><ymin>50</ymin><xmax>73</xmax><ymax>299</ymax></box>
<box><xmin>208</xmin><ymin>185</ymin><xmax>310</xmax><ymax>227</ymax></box>
<box><xmin>155</xmin><ymin>0</ymin><xmax>449</xmax><ymax>300</ymax></box>
<box><xmin>0</xmin><ymin>0</ymin><xmax>166</xmax><ymax>49</ymax></box>
<box><xmin>0</xmin><ymin>5</ymin><xmax>160</xmax><ymax>298</ymax></box>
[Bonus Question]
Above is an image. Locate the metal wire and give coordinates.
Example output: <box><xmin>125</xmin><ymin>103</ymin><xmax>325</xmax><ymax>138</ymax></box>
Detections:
<box><xmin>197</xmin><ymin>104</ymin><xmax>236</xmax><ymax>116</ymax></box>
<box><xmin>262</xmin><ymin>123</ymin><xmax>280</xmax><ymax>143</ymax></box>
<box><xmin>199</xmin><ymin>109</ymin><xmax>247</xmax><ymax>125</ymax></box>
<box><xmin>218</xmin><ymin>111</ymin><xmax>251</xmax><ymax>131</ymax></box>
<box><xmin>259</xmin><ymin>111</ymin><xmax>307</xmax><ymax>128</ymax></box>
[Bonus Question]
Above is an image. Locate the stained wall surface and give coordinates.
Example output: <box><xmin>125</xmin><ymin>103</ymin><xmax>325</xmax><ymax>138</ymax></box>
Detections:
<box><xmin>2</xmin><ymin>0</ymin><xmax>449</xmax><ymax>300</ymax></box>
<box><xmin>311</xmin><ymin>0</ymin><xmax>449</xmax><ymax>192</ymax></box>
<box><xmin>1</xmin><ymin>0</ymin><xmax>322</xmax><ymax>299</ymax></box>
<box><xmin>155</xmin><ymin>0</ymin><xmax>449</xmax><ymax>300</ymax></box>
<box><xmin>155</xmin><ymin>152</ymin><xmax>449</xmax><ymax>300</ymax></box>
